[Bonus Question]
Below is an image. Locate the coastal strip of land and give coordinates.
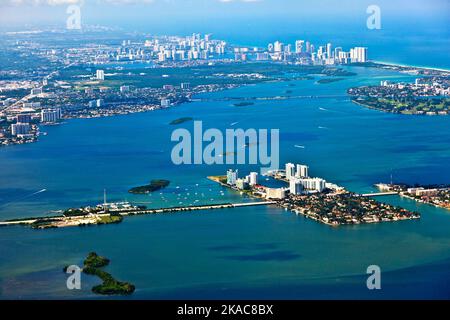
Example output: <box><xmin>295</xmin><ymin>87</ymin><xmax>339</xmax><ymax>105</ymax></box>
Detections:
<box><xmin>0</xmin><ymin>201</ymin><xmax>276</xmax><ymax>229</ymax></box>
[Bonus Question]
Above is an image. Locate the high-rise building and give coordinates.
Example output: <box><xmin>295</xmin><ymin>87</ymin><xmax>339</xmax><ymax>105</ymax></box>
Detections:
<box><xmin>285</xmin><ymin>163</ymin><xmax>296</xmax><ymax>180</ymax></box>
<box><xmin>305</xmin><ymin>41</ymin><xmax>311</xmax><ymax>53</ymax></box>
<box><xmin>227</xmin><ymin>169</ymin><xmax>238</xmax><ymax>185</ymax></box>
<box><xmin>350</xmin><ymin>47</ymin><xmax>368</xmax><ymax>63</ymax></box>
<box><xmin>295</xmin><ymin>40</ymin><xmax>304</xmax><ymax>54</ymax></box>
<box><xmin>289</xmin><ymin>178</ymin><xmax>304</xmax><ymax>195</ymax></box>
<box><xmin>274</xmin><ymin>41</ymin><xmax>283</xmax><ymax>53</ymax></box>
<box><xmin>96</xmin><ymin>70</ymin><xmax>105</xmax><ymax>81</ymax></box>
<box><xmin>17</xmin><ymin>114</ymin><xmax>32</xmax><ymax>123</ymax></box>
<box><xmin>249</xmin><ymin>172</ymin><xmax>258</xmax><ymax>186</ymax></box>
<box><xmin>236</xmin><ymin>178</ymin><xmax>249</xmax><ymax>190</ymax></box>
<box><xmin>334</xmin><ymin>47</ymin><xmax>342</xmax><ymax>61</ymax></box>
<box><xmin>11</xmin><ymin>123</ymin><xmax>30</xmax><ymax>136</ymax></box>
<box><xmin>313</xmin><ymin>178</ymin><xmax>326</xmax><ymax>192</ymax></box>
<box><xmin>326</xmin><ymin>43</ymin><xmax>332</xmax><ymax>59</ymax></box>
<box><xmin>295</xmin><ymin>178</ymin><xmax>326</xmax><ymax>192</ymax></box>
<box><xmin>40</xmin><ymin>108</ymin><xmax>61</xmax><ymax>123</ymax></box>
<box><xmin>181</xmin><ymin>83</ymin><xmax>190</xmax><ymax>90</ymax></box>
<box><xmin>296</xmin><ymin>164</ymin><xmax>309</xmax><ymax>178</ymax></box>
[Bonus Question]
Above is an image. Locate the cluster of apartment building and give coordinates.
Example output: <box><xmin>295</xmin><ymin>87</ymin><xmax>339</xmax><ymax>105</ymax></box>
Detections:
<box><xmin>224</xmin><ymin>162</ymin><xmax>343</xmax><ymax>201</ymax></box>
<box><xmin>235</xmin><ymin>39</ymin><xmax>368</xmax><ymax>65</ymax></box>
<box><xmin>226</xmin><ymin>169</ymin><xmax>259</xmax><ymax>190</ymax></box>
<box><xmin>92</xmin><ymin>34</ymin><xmax>227</xmax><ymax>64</ymax></box>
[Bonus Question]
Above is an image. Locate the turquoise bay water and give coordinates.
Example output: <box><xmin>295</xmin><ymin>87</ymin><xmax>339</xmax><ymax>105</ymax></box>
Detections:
<box><xmin>0</xmin><ymin>66</ymin><xmax>450</xmax><ymax>299</ymax></box>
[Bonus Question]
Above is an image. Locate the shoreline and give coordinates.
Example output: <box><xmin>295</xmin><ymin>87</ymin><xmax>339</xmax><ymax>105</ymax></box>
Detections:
<box><xmin>371</xmin><ymin>60</ymin><xmax>450</xmax><ymax>73</ymax></box>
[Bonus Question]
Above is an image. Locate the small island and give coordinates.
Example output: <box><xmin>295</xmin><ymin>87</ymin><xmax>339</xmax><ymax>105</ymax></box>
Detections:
<box><xmin>317</xmin><ymin>78</ymin><xmax>344</xmax><ymax>84</ymax></box>
<box><xmin>233</xmin><ymin>102</ymin><xmax>254</xmax><ymax>107</ymax></box>
<box><xmin>129</xmin><ymin>179</ymin><xmax>170</xmax><ymax>194</ymax></box>
<box><xmin>170</xmin><ymin>117</ymin><xmax>193</xmax><ymax>125</ymax></box>
<box><xmin>81</xmin><ymin>252</ymin><xmax>135</xmax><ymax>295</ymax></box>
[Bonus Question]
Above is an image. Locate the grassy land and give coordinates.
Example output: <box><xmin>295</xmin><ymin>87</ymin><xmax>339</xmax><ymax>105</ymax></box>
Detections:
<box><xmin>352</xmin><ymin>97</ymin><xmax>450</xmax><ymax>115</ymax></box>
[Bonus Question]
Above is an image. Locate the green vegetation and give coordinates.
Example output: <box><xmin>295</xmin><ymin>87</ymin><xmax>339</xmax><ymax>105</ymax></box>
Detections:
<box><xmin>170</xmin><ymin>117</ymin><xmax>193</xmax><ymax>125</ymax></box>
<box><xmin>63</xmin><ymin>208</ymin><xmax>88</xmax><ymax>216</ymax></box>
<box><xmin>129</xmin><ymin>179</ymin><xmax>170</xmax><ymax>194</ymax></box>
<box><xmin>30</xmin><ymin>218</ymin><xmax>60</xmax><ymax>229</ymax></box>
<box><xmin>98</xmin><ymin>214</ymin><xmax>123</xmax><ymax>225</ymax></box>
<box><xmin>352</xmin><ymin>97</ymin><xmax>450</xmax><ymax>115</ymax></box>
<box><xmin>56</xmin><ymin>63</ymin><xmax>353</xmax><ymax>89</ymax></box>
<box><xmin>82</xmin><ymin>252</ymin><xmax>135</xmax><ymax>295</ymax></box>
<box><xmin>84</xmin><ymin>252</ymin><xmax>110</xmax><ymax>268</ymax></box>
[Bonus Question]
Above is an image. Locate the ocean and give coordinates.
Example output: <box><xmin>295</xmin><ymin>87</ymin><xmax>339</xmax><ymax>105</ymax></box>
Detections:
<box><xmin>0</xmin><ymin>66</ymin><xmax>449</xmax><ymax>298</ymax></box>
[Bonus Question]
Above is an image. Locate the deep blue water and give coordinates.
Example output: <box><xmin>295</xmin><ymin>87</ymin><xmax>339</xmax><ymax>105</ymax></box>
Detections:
<box><xmin>0</xmin><ymin>66</ymin><xmax>449</xmax><ymax>299</ymax></box>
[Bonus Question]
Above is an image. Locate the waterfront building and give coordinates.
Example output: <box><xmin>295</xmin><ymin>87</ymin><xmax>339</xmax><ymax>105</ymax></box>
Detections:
<box><xmin>161</xmin><ymin>99</ymin><xmax>171</xmax><ymax>107</ymax></box>
<box><xmin>227</xmin><ymin>169</ymin><xmax>238</xmax><ymax>186</ymax></box>
<box><xmin>236</xmin><ymin>178</ymin><xmax>249</xmax><ymax>190</ymax></box>
<box><xmin>266</xmin><ymin>188</ymin><xmax>287</xmax><ymax>200</ymax></box>
<box><xmin>285</xmin><ymin>163</ymin><xmax>296</xmax><ymax>180</ymax></box>
<box><xmin>296</xmin><ymin>177</ymin><xmax>326</xmax><ymax>192</ymax></box>
<box><xmin>181</xmin><ymin>83</ymin><xmax>190</xmax><ymax>90</ymax></box>
<box><xmin>289</xmin><ymin>178</ymin><xmax>304</xmax><ymax>195</ymax></box>
<box><xmin>11</xmin><ymin>123</ymin><xmax>30</xmax><ymax>136</ymax></box>
<box><xmin>249</xmin><ymin>172</ymin><xmax>258</xmax><ymax>186</ymax></box>
<box><xmin>96</xmin><ymin>70</ymin><xmax>105</xmax><ymax>81</ymax></box>
<box><xmin>350</xmin><ymin>47</ymin><xmax>368</xmax><ymax>63</ymax></box>
<box><xmin>312</xmin><ymin>178</ymin><xmax>326</xmax><ymax>192</ymax></box>
<box><xmin>89</xmin><ymin>100</ymin><xmax>97</xmax><ymax>108</ymax></box>
<box><xmin>41</xmin><ymin>108</ymin><xmax>61</xmax><ymax>123</ymax></box>
<box><xmin>296</xmin><ymin>164</ymin><xmax>309</xmax><ymax>178</ymax></box>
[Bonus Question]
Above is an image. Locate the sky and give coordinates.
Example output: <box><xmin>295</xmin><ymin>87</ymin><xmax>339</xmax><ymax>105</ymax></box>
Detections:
<box><xmin>0</xmin><ymin>0</ymin><xmax>448</xmax><ymax>32</ymax></box>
